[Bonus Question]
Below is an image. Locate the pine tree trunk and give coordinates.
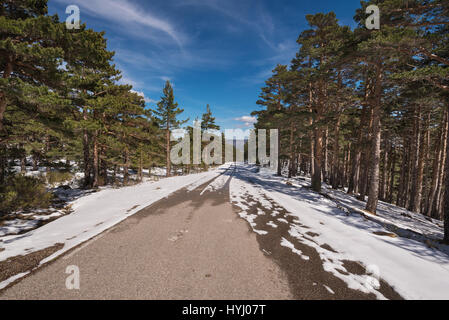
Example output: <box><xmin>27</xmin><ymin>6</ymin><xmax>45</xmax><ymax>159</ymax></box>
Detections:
<box><xmin>20</xmin><ymin>146</ymin><xmax>26</xmax><ymax>174</ymax></box>
<box><xmin>101</xmin><ymin>148</ymin><xmax>107</xmax><ymax>186</ymax></box>
<box><xmin>82</xmin><ymin>107</ymin><xmax>91</xmax><ymax>188</ymax></box>
<box><xmin>366</xmin><ymin>62</ymin><xmax>383</xmax><ymax>214</ymax></box>
<box><xmin>415</xmin><ymin>110</ymin><xmax>427</xmax><ymax>213</ymax></box>
<box><xmin>343</xmin><ymin>144</ymin><xmax>350</xmax><ymax>187</ymax></box>
<box><xmin>444</xmin><ymin>104</ymin><xmax>449</xmax><ymax>243</ymax></box>
<box><xmin>435</xmin><ymin>112</ymin><xmax>448</xmax><ymax>219</ymax></box>
<box><xmin>379</xmin><ymin>138</ymin><xmax>388</xmax><ymax>201</ymax></box>
<box><xmin>348</xmin><ymin>145</ymin><xmax>360</xmax><ymax>195</ymax></box>
<box><xmin>409</xmin><ymin>105</ymin><xmax>422</xmax><ymax>212</ymax></box>
<box><xmin>358</xmin><ymin>153</ymin><xmax>370</xmax><ymax>202</ymax></box>
<box><xmin>92</xmin><ymin>131</ymin><xmax>99</xmax><ymax>188</ymax></box>
<box><xmin>348</xmin><ymin>91</ymin><xmax>369</xmax><ymax>195</ymax></box>
<box><xmin>166</xmin><ymin>127</ymin><xmax>171</xmax><ymax>177</ymax></box>
<box><xmin>124</xmin><ymin>149</ymin><xmax>129</xmax><ymax>186</ymax></box>
<box><xmin>277</xmin><ymin>128</ymin><xmax>282</xmax><ymax>176</ymax></box>
<box><xmin>0</xmin><ymin>148</ymin><xmax>5</xmax><ymax>184</ymax></box>
<box><xmin>139</xmin><ymin>151</ymin><xmax>143</xmax><ymax>182</ymax></box>
<box><xmin>427</xmin><ymin>117</ymin><xmax>444</xmax><ymax>216</ymax></box>
<box><xmin>388</xmin><ymin>147</ymin><xmax>396</xmax><ymax>204</ymax></box>
<box><xmin>309</xmin><ymin>77</ymin><xmax>315</xmax><ymax>178</ymax></box>
<box><xmin>422</xmin><ymin>113</ymin><xmax>432</xmax><ymax>213</ymax></box>
<box><xmin>288</xmin><ymin>122</ymin><xmax>295</xmax><ymax>179</ymax></box>
<box><xmin>331</xmin><ymin>115</ymin><xmax>341</xmax><ymax>189</ymax></box>
<box><xmin>0</xmin><ymin>58</ymin><xmax>13</xmax><ymax>134</ymax></box>
<box><xmin>312</xmin><ymin>127</ymin><xmax>323</xmax><ymax>192</ymax></box>
<box><xmin>323</xmin><ymin>126</ymin><xmax>328</xmax><ymax>183</ymax></box>
<box><xmin>32</xmin><ymin>153</ymin><xmax>39</xmax><ymax>171</ymax></box>
<box><xmin>405</xmin><ymin>137</ymin><xmax>415</xmax><ymax>210</ymax></box>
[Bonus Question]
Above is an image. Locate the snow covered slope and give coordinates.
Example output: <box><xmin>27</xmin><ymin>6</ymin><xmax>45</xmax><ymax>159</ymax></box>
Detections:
<box><xmin>0</xmin><ymin>164</ymin><xmax>231</xmax><ymax>289</ymax></box>
<box><xmin>230</xmin><ymin>164</ymin><xmax>449</xmax><ymax>300</ymax></box>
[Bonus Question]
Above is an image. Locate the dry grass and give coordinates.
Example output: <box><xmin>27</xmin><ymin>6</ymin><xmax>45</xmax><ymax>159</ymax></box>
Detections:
<box><xmin>373</xmin><ymin>231</ymin><xmax>398</xmax><ymax>238</ymax></box>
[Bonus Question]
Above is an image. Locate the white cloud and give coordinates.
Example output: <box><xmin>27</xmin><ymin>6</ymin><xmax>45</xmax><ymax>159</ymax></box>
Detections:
<box><xmin>130</xmin><ymin>90</ymin><xmax>156</xmax><ymax>104</ymax></box>
<box><xmin>234</xmin><ymin>116</ymin><xmax>257</xmax><ymax>127</ymax></box>
<box><xmin>130</xmin><ymin>89</ymin><xmax>145</xmax><ymax>97</ymax></box>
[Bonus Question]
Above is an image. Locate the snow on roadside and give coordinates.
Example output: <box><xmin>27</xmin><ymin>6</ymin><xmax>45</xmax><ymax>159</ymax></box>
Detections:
<box><xmin>200</xmin><ymin>167</ymin><xmax>234</xmax><ymax>195</ymax></box>
<box><xmin>323</xmin><ymin>184</ymin><xmax>444</xmax><ymax>239</ymax></box>
<box><xmin>0</xmin><ymin>164</ymin><xmax>231</xmax><ymax>289</ymax></box>
<box><xmin>0</xmin><ymin>212</ymin><xmax>63</xmax><ymax>237</ymax></box>
<box><xmin>230</xmin><ymin>164</ymin><xmax>449</xmax><ymax>300</ymax></box>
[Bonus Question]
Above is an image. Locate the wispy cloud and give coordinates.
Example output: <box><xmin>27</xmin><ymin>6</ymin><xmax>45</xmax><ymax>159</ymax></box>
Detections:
<box><xmin>114</xmin><ymin>47</ymin><xmax>232</xmax><ymax>77</ymax></box>
<box><xmin>178</xmin><ymin>0</ymin><xmax>298</xmax><ymax>88</ymax></box>
<box><xmin>239</xmin><ymin>67</ymin><xmax>273</xmax><ymax>86</ymax></box>
<box><xmin>55</xmin><ymin>0</ymin><xmax>185</xmax><ymax>47</ymax></box>
<box><xmin>179</xmin><ymin>0</ymin><xmax>276</xmax><ymax>49</ymax></box>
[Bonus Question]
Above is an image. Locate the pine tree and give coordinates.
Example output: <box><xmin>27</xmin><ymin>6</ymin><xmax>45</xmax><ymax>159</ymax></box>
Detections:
<box><xmin>254</xmin><ymin>64</ymin><xmax>289</xmax><ymax>176</ymax></box>
<box><xmin>294</xmin><ymin>12</ymin><xmax>352</xmax><ymax>192</ymax></box>
<box><xmin>201</xmin><ymin>105</ymin><xmax>220</xmax><ymax>131</ymax></box>
<box><xmin>153</xmin><ymin>81</ymin><xmax>186</xmax><ymax>177</ymax></box>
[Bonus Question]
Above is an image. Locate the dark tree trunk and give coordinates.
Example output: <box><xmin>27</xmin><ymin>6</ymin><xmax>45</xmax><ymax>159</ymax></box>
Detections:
<box><xmin>32</xmin><ymin>153</ymin><xmax>39</xmax><ymax>171</ymax></box>
<box><xmin>435</xmin><ymin>113</ymin><xmax>448</xmax><ymax>219</ymax></box>
<box><xmin>312</xmin><ymin>127</ymin><xmax>323</xmax><ymax>192</ymax></box>
<box><xmin>82</xmin><ymin>107</ymin><xmax>91</xmax><ymax>188</ymax></box>
<box><xmin>379</xmin><ymin>137</ymin><xmax>388</xmax><ymax>200</ymax></box>
<box><xmin>138</xmin><ymin>151</ymin><xmax>143</xmax><ymax>182</ymax></box>
<box><xmin>166</xmin><ymin>127</ymin><xmax>171</xmax><ymax>177</ymax></box>
<box><xmin>366</xmin><ymin>62</ymin><xmax>383</xmax><ymax>214</ymax></box>
<box><xmin>414</xmin><ymin>110</ymin><xmax>428</xmax><ymax>213</ymax></box>
<box><xmin>388</xmin><ymin>146</ymin><xmax>396</xmax><ymax>204</ymax></box>
<box><xmin>92</xmin><ymin>131</ymin><xmax>99</xmax><ymax>188</ymax></box>
<box><xmin>397</xmin><ymin>142</ymin><xmax>407</xmax><ymax>206</ymax></box>
<box><xmin>101</xmin><ymin>148</ymin><xmax>107</xmax><ymax>186</ymax></box>
<box><xmin>348</xmin><ymin>145</ymin><xmax>360</xmax><ymax>195</ymax></box>
<box><xmin>124</xmin><ymin>149</ymin><xmax>130</xmax><ymax>186</ymax></box>
<box><xmin>357</xmin><ymin>152</ymin><xmax>369</xmax><ymax>201</ymax></box>
<box><xmin>323</xmin><ymin>126</ymin><xmax>328</xmax><ymax>183</ymax></box>
<box><xmin>427</xmin><ymin>116</ymin><xmax>444</xmax><ymax>216</ymax></box>
<box><xmin>20</xmin><ymin>147</ymin><xmax>26</xmax><ymax>174</ymax></box>
<box><xmin>288</xmin><ymin>122</ymin><xmax>294</xmax><ymax>178</ymax></box>
<box><xmin>331</xmin><ymin>115</ymin><xmax>341</xmax><ymax>189</ymax></box>
<box><xmin>402</xmin><ymin>139</ymin><xmax>413</xmax><ymax>208</ymax></box>
<box><xmin>309</xmin><ymin>76</ymin><xmax>315</xmax><ymax>178</ymax></box>
<box><xmin>277</xmin><ymin>128</ymin><xmax>282</xmax><ymax>176</ymax></box>
<box><xmin>0</xmin><ymin>58</ymin><xmax>13</xmax><ymax>134</ymax></box>
<box><xmin>409</xmin><ymin>105</ymin><xmax>422</xmax><ymax>212</ymax></box>
<box><xmin>444</xmin><ymin>103</ymin><xmax>449</xmax><ymax>243</ymax></box>
<box><xmin>0</xmin><ymin>148</ymin><xmax>5</xmax><ymax>184</ymax></box>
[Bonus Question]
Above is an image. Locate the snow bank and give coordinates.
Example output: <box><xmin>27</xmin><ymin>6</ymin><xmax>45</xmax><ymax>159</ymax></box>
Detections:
<box><xmin>0</xmin><ymin>164</ymin><xmax>231</xmax><ymax>289</ymax></box>
<box><xmin>230</xmin><ymin>164</ymin><xmax>449</xmax><ymax>300</ymax></box>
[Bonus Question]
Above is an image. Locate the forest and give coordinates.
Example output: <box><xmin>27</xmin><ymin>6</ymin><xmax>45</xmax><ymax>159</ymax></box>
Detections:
<box><xmin>0</xmin><ymin>0</ymin><xmax>448</xmax><ymax>244</ymax></box>
<box><xmin>252</xmin><ymin>0</ymin><xmax>449</xmax><ymax>241</ymax></box>
<box><xmin>0</xmin><ymin>1</ymin><xmax>225</xmax><ymax>215</ymax></box>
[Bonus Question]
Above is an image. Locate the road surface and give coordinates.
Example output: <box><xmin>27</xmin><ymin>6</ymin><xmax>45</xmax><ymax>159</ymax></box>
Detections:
<box><xmin>0</xmin><ymin>165</ymin><xmax>401</xmax><ymax>299</ymax></box>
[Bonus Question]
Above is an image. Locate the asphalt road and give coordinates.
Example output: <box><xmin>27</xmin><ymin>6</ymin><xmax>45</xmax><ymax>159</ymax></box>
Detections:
<box><xmin>0</xmin><ymin>166</ymin><xmax>402</xmax><ymax>299</ymax></box>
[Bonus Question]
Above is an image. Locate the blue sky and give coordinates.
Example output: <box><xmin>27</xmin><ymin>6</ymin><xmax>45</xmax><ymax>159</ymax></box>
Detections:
<box><xmin>49</xmin><ymin>0</ymin><xmax>362</xmax><ymax>129</ymax></box>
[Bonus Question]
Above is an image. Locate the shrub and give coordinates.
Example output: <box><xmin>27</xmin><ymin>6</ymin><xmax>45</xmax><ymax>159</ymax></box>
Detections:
<box><xmin>0</xmin><ymin>175</ymin><xmax>53</xmax><ymax>214</ymax></box>
<box><xmin>46</xmin><ymin>171</ymin><xmax>73</xmax><ymax>186</ymax></box>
